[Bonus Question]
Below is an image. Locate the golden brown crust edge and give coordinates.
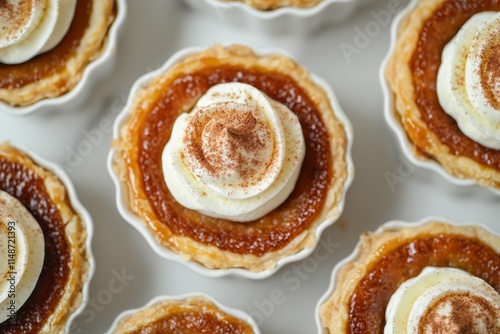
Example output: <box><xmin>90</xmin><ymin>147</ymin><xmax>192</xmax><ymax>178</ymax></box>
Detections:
<box><xmin>0</xmin><ymin>0</ymin><xmax>116</xmax><ymax>107</ymax></box>
<box><xmin>0</xmin><ymin>142</ymin><xmax>90</xmax><ymax>334</ymax></box>
<box><xmin>113</xmin><ymin>296</ymin><xmax>255</xmax><ymax>334</ymax></box>
<box><xmin>319</xmin><ymin>221</ymin><xmax>500</xmax><ymax>333</ymax></box>
<box><xmin>112</xmin><ymin>44</ymin><xmax>349</xmax><ymax>272</ymax></box>
<box><xmin>232</xmin><ymin>0</ymin><xmax>321</xmax><ymax>10</ymax></box>
<box><xmin>385</xmin><ymin>0</ymin><xmax>500</xmax><ymax>190</ymax></box>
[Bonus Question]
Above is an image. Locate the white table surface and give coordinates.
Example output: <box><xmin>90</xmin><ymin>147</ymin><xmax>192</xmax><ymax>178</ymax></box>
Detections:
<box><xmin>1</xmin><ymin>0</ymin><xmax>498</xmax><ymax>333</ymax></box>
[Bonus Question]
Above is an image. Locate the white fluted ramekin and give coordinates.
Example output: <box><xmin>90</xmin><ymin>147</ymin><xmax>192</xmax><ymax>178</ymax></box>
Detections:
<box><xmin>105</xmin><ymin>293</ymin><xmax>261</xmax><ymax>334</ymax></box>
<box><xmin>380</xmin><ymin>0</ymin><xmax>500</xmax><ymax>196</ymax></box>
<box><xmin>315</xmin><ymin>216</ymin><xmax>500</xmax><ymax>333</ymax></box>
<box><xmin>2</xmin><ymin>142</ymin><xmax>95</xmax><ymax>333</ymax></box>
<box><xmin>184</xmin><ymin>0</ymin><xmax>370</xmax><ymax>34</ymax></box>
<box><xmin>108</xmin><ymin>43</ymin><xmax>354</xmax><ymax>279</ymax></box>
<box><xmin>0</xmin><ymin>0</ymin><xmax>127</xmax><ymax>115</ymax></box>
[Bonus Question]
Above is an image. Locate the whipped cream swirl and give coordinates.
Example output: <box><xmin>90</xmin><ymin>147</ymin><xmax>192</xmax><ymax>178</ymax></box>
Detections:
<box><xmin>437</xmin><ymin>12</ymin><xmax>500</xmax><ymax>149</ymax></box>
<box><xmin>0</xmin><ymin>0</ymin><xmax>76</xmax><ymax>64</ymax></box>
<box><xmin>385</xmin><ymin>267</ymin><xmax>500</xmax><ymax>334</ymax></box>
<box><xmin>162</xmin><ymin>82</ymin><xmax>306</xmax><ymax>222</ymax></box>
<box><xmin>0</xmin><ymin>190</ymin><xmax>45</xmax><ymax>324</ymax></box>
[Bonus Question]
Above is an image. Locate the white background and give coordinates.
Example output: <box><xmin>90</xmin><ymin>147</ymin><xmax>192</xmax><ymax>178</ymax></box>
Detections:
<box><xmin>1</xmin><ymin>0</ymin><xmax>499</xmax><ymax>333</ymax></box>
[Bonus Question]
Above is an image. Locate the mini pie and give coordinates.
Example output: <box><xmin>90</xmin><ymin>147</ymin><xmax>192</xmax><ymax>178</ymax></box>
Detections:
<box><xmin>111</xmin><ymin>296</ymin><xmax>258</xmax><ymax>334</ymax></box>
<box><xmin>0</xmin><ymin>0</ymin><xmax>117</xmax><ymax>107</ymax></box>
<box><xmin>319</xmin><ymin>220</ymin><xmax>500</xmax><ymax>333</ymax></box>
<box><xmin>0</xmin><ymin>143</ymin><xmax>91</xmax><ymax>334</ymax></box>
<box><xmin>385</xmin><ymin>0</ymin><xmax>500</xmax><ymax>189</ymax></box>
<box><xmin>111</xmin><ymin>44</ymin><xmax>351</xmax><ymax>272</ymax></box>
<box><xmin>223</xmin><ymin>0</ymin><xmax>321</xmax><ymax>10</ymax></box>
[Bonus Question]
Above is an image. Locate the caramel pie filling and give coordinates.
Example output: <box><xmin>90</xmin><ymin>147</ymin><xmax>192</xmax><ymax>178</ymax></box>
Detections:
<box><xmin>411</xmin><ymin>0</ymin><xmax>500</xmax><ymax>170</ymax></box>
<box><xmin>347</xmin><ymin>234</ymin><xmax>500</xmax><ymax>333</ymax></box>
<box><xmin>0</xmin><ymin>0</ymin><xmax>92</xmax><ymax>89</ymax></box>
<box><xmin>132</xmin><ymin>65</ymin><xmax>332</xmax><ymax>256</ymax></box>
<box><xmin>127</xmin><ymin>305</ymin><xmax>254</xmax><ymax>334</ymax></box>
<box><xmin>0</xmin><ymin>158</ymin><xmax>70</xmax><ymax>333</ymax></box>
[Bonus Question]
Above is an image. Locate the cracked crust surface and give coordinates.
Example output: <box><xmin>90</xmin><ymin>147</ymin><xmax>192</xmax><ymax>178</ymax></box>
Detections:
<box><xmin>112</xmin><ymin>44</ymin><xmax>349</xmax><ymax>272</ymax></box>
<box><xmin>0</xmin><ymin>0</ymin><xmax>116</xmax><ymax>107</ymax></box>
<box><xmin>0</xmin><ymin>143</ymin><xmax>90</xmax><ymax>334</ymax></box>
<box><xmin>385</xmin><ymin>0</ymin><xmax>500</xmax><ymax>190</ymax></box>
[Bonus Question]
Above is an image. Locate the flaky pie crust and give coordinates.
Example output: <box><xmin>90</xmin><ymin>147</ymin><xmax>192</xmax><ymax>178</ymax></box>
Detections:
<box><xmin>385</xmin><ymin>0</ymin><xmax>500</xmax><ymax>189</ymax></box>
<box><xmin>113</xmin><ymin>296</ymin><xmax>255</xmax><ymax>334</ymax></box>
<box><xmin>319</xmin><ymin>221</ymin><xmax>500</xmax><ymax>333</ymax></box>
<box><xmin>112</xmin><ymin>44</ymin><xmax>349</xmax><ymax>272</ymax></box>
<box><xmin>0</xmin><ymin>0</ymin><xmax>116</xmax><ymax>107</ymax></box>
<box><xmin>0</xmin><ymin>143</ymin><xmax>90</xmax><ymax>334</ymax></box>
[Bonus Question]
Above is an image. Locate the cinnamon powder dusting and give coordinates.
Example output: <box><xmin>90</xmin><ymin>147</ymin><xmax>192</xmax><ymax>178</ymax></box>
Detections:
<box><xmin>347</xmin><ymin>234</ymin><xmax>500</xmax><ymax>333</ymax></box>
<box><xmin>137</xmin><ymin>64</ymin><xmax>332</xmax><ymax>256</ymax></box>
<box><xmin>419</xmin><ymin>292</ymin><xmax>499</xmax><ymax>334</ymax></box>
<box><xmin>482</xmin><ymin>43</ymin><xmax>500</xmax><ymax>111</ymax></box>
<box><xmin>0</xmin><ymin>0</ymin><xmax>32</xmax><ymax>42</ymax></box>
<box><xmin>410</xmin><ymin>0</ymin><xmax>500</xmax><ymax>170</ymax></box>
<box><xmin>184</xmin><ymin>102</ymin><xmax>272</xmax><ymax>186</ymax></box>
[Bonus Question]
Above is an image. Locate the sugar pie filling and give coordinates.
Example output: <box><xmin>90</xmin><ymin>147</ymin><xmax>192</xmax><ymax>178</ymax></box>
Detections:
<box><xmin>124</xmin><ymin>61</ymin><xmax>334</xmax><ymax>257</ymax></box>
<box><xmin>0</xmin><ymin>156</ymin><xmax>71</xmax><ymax>333</ymax></box>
